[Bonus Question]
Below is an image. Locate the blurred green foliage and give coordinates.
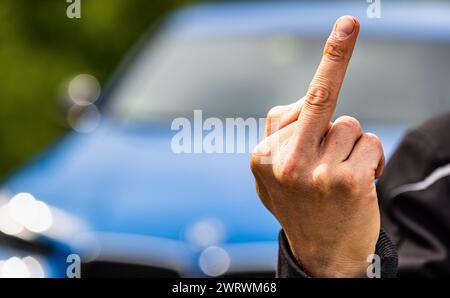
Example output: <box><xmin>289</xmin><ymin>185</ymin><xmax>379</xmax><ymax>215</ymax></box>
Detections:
<box><xmin>0</xmin><ymin>0</ymin><xmax>199</xmax><ymax>178</ymax></box>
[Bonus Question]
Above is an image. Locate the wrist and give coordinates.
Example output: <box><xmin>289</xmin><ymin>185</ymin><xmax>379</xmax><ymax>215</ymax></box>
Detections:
<box><xmin>298</xmin><ymin>256</ymin><xmax>367</xmax><ymax>277</ymax></box>
<box><xmin>287</xmin><ymin>240</ymin><xmax>372</xmax><ymax>278</ymax></box>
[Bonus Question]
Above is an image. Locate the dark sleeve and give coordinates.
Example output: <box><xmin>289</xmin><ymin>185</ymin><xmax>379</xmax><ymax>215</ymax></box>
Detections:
<box><xmin>377</xmin><ymin>113</ymin><xmax>450</xmax><ymax>277</ymax></box>
<box><xmin>277</xmin><ymin>229</ymin><xmax>398</xmax><ymax>278</ymax></box>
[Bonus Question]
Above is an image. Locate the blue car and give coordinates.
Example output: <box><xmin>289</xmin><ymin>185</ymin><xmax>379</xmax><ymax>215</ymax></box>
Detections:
<box><xmin>1</xmin><ymin>1</ymin><xmax>450</xmax><ymax>277</ymax></box>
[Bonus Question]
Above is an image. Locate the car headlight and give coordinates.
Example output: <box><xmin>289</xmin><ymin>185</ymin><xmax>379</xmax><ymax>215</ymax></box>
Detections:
<box><xmin>0</xmin><ymin>256</ymin><xmax>46</xmax><ymax>278</ymax></box>
<box><xmin>0</xmin><ymin>192</ymin><xmax>53</xmax><ymax>239</ymax></box>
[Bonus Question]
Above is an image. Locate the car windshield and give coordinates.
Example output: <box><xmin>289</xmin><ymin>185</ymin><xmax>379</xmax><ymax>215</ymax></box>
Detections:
<box><xmin>109</xmin><ymin>34</ymin><xmax>450</xmax><ymax>126</ymax></box>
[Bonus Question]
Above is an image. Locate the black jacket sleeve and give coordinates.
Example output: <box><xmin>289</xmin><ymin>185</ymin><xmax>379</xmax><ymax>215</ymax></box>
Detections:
<box><xmin>277</xmin><ymin>229</ymin><xmax>398</xmax><ymax>278</ymax></box>
<box><xmin>377</xmin><ymin>113</ymin><xmax>450</xmax><ymax>277</ymax></box>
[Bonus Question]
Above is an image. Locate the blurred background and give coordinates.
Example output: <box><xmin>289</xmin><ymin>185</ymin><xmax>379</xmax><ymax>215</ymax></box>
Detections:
<box><xmin>0</xmin><ymin>0</ymin><xmax>196</xmax><ymax>179</ymax></box>
<box><xmin>0</xmin><ymin>0</ymin><xmax>449</xmax><ymax>278</ymax></box>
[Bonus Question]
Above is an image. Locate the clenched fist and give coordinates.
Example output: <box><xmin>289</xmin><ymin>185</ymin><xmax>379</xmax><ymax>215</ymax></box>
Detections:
<box><xmin>251</xmin><ymin>16</ymin><xmax>384</xmax><ymax>277</ymax></box>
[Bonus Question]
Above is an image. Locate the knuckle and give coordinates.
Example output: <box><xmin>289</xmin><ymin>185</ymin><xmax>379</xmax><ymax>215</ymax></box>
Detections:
<box><xmin>305</xmin><ymin>84</ymin><xmax>331</xmax><ymax>109</ymax></box>
<box><xmin>335</xmin><ymin>116</ymin><xmax>361</xmax><ymax>132</ymax></box>
<box><xmin>266</xmin><ymin>106</ymin><xmax>285</xmax><ymax>132</ymax></box>
<box><xmin>266</xmin><ymin>104</ymin><xmax>289</xmax><ymax>120</ymax></box>
<box><xmin>323</xmin><ymin>38</ymin><xmax>348</xmax><ymax>62</ymax></box>
<box><xmin>311</xmin><ymin>163</ymin><xmax>332</xmax><ymax>189</ymax></box>
<box><xmin>364</xmin><ymin>133</ymin><xmax>382</xmax><ymax>149</ymax></box>
<box><xmin>276</xmin><ymin>161</ymin><xmax>300</xmax><ymax>186</ymax></box>
<box><xmin>266</xmin><ymin>106</ymin><xmax>281</xmax><ymax>120</ymax></box>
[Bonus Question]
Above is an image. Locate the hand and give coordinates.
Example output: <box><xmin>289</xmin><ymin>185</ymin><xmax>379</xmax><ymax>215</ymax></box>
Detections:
<box><xmin>250</xmin><ymin>16</ymin><xmax>384</xmax><ymax>277</ymax></box>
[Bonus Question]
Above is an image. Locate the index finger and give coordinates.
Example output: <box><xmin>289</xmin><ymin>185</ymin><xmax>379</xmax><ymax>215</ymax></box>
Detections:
<box><xmin>294</xmin><ymin>16</ymin><xmax>360</xmax><ymax>148</ymax></box>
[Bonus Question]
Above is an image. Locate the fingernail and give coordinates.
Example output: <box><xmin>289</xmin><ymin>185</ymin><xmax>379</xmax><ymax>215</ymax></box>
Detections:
<box><xmin>335</xmin><ymin>16</ymin><xmax>355</xmax><ymax>39</ymax></box>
